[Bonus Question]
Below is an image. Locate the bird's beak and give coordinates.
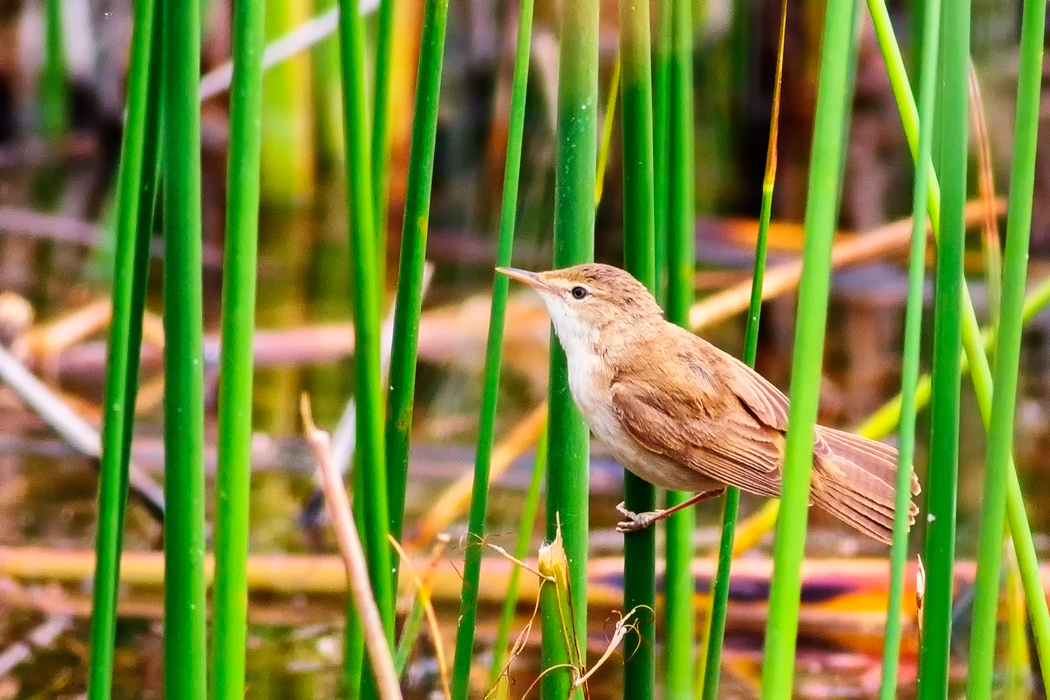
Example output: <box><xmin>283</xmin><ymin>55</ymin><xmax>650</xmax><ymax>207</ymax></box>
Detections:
<box><xmin>496</xmin><ymin>267</ymin><xmax>547</xmax><ymax>291</ymax></box>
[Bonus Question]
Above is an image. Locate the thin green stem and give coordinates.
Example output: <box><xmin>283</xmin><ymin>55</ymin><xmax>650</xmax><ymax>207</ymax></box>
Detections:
<box><xmin>87</xmin><ymin>0</ymin><xmax>159</xmax><ymax>696</ymax></box>
<box><xmin>336</xmin><ymin>0</ymin><xmax>395</xmax><ymax>693</ymax></box>
<box><xmin>543</xmin><ymin>0</ymin><xmax>598</xmax><ymax>696</ymax></box>
<box><xmin>619</xmin><ymin>0</ymin><xmax>658</xmax><ymax>696</ymax></box>
<box><xmin>652</xmin><ymin>0</ymin><xmax>673</xmax><ymax>307</ymax></box>
<box><xmin>372</xmin><ymin>0</ymin><xmax>396</xmax><ymax>293</ymax></box>
<box><xmin>210</xmin><ymin>0</ymin><xmax>265</xmax><ymax>697</ymax></box>
<box><xmin>449</xmin><ymin>0</ymin><xmax>534</xmax><ymax>697</ymax></box>
<box><xmin>966</xmin><ymin>0</ymin><xmax>1047</xmax><ymax>696</ymax></box>
<box><xmin>759</xmin><ymin>0</ymin><xmax>857</xmax><ymax>696</ymax></box>
<box><xmin>161</xmin><ymin>0</ymin><xmax>208</xmax><ymax>694</ymax></box>
<box><xmin>385</xmin><ymin>0</ymin><xmax>449</xmax><ymax>542</ymax></box>
<box><xmin>878</xmin><ymin>0</ymin><xmax>939</xmax><ymax>694</ymax></box>
<box><xmin>699</xmin><ymin>3</ymin><xmax>786</xmax><ymax>694</ymax></box>
<box><xmin>40</xmin><ymin>0</ymin><xmax>68</xmax><ymax>138</ymax></box>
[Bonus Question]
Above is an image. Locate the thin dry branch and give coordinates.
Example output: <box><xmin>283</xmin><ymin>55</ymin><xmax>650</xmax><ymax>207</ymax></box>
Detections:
<box><xmin>300</xmin><ymin>394</ymin><xmax>402</xmax><ymax>700</ymax></box>
<box><xmin>388</xmin><ymin>535</ymin><xmax>451</xmax><ymax>700</ymax></box>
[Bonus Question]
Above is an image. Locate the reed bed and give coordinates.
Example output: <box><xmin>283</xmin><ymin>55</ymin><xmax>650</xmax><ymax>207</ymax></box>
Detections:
<box><xmin>71</xmin><ymin>2</ymin><xmax>1050</xmax><ymax>699</ymax></box>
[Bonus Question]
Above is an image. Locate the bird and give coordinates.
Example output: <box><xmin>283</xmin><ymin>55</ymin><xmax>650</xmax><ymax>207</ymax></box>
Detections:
<box><xmin>497</xmin><ymin>262</ymin><xmax>919</xmax><ymax>544</ymax></box>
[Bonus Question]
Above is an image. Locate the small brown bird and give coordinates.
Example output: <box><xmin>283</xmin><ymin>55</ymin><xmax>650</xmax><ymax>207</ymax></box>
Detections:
<box><xmin>497</xmin><ymin>262</ymin><xmax>919</xmax><ymax>544</ymax></box>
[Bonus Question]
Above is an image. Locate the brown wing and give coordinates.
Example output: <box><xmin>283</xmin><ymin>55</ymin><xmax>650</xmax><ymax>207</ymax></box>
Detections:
<box><xmin>609</xmin><ymin>338</ymin><xmax>786</xmax><ymax>498</ymax></box>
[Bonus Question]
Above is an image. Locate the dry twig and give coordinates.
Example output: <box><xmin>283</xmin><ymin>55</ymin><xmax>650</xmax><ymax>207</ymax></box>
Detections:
<box><xmin>300</xmin><ymin>394</ymin><xmax>402</xmax><ymax>700</ymax></box>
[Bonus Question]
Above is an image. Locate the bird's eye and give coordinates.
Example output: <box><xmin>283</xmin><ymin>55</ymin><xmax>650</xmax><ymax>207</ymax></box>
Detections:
<box><xmin>571</xmin><ymin>286</ymin><xmax>588</xmax><ymax>300</ymax></box>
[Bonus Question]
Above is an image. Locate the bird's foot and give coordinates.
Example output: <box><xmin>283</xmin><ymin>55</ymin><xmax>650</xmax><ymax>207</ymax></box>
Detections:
<box><xmin>615</xmin><ymin>501</ymin><xmax>662</xmax><ymax>533</ymax></box>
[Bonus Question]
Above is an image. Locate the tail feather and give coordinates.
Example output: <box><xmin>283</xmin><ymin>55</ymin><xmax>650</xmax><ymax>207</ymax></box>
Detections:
<box><xmin>810</xmin><ymin>425</ymin><xmax>920</xmax><ymax>545</ymax></box>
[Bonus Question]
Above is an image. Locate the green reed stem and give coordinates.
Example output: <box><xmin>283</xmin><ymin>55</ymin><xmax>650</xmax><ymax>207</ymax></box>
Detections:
<box><xmin>40</xmin><ymin>0</ymin><xmax>68</xmax><ymax>138</ymax></box>
<box><xmin>385</xmin><ymin>0</ymin><xmax>448</xmax><ymax>541</ymax></box>
<box><xmin>878</xmin><ymin>0</ymin><xmax>939</xmax><ymax>696</ymax></box>
<box><xmin>699</xmin><ymin>3</ymin><xmax>786</xmax><ymax>697</ymax></box>
<box><xmin>87</xmin><ymin>1</ymin><xmax>159</xmax><ymax>697</ymax></box>
<box><xmin>619</xmin><ymin>0</ymin><xmax>657</xmax><ymax>697</ymax></box>
<box><xmin>450</xmin><ymin>0</ymin><xmax>534</xmax><ymax>696</ymax></box>
<box><xmin>372</xmin><ymin>0</ymin><xmax>396</xmax><ymax>291</ymax></box>
<box><xmin>870</xmin><ymin>0</ymin><xmax>1050</xmax><ymax>685</ymax></box>
<box><xmin>210</xmin><ymin>0</ymin><xmax>265</xmax><ymax>697</ymax></box>
<box><xmin>759</xmin><ymin>1</ymin><xmax>857</xmax><ymax>696</ymax></box>
<box><xmin>663</xmin><ymin>0</ymin><xmax>697</xmax><ymax>697</ymax></box>
<box><xmin>652</xmin><ymin>0</ymin><xmax>672</xmax><ymax>307</ymax></box>
<box><xmin>966</xmin><ymin>0</ymin><xmax>1047</xmax><ymax>696</ymax></box>
<box><xmin>543</xmin><ymin>0</ymin><xmax>598</xmax><ymax>697</ymax></box>
<box><xmin>162</xmin><ymin>0</ymin><xmax>208</xmax><ymax>695</ymax></box>
<box><xmin>917</xmin><ymin>3</ymin><xmax>968</xmax><ymax>696</ymax></box>
<box><xmin>489</xmin><ymin>427</ymin><xmax>547</xmax><ymax>689</ymax></box>
<box><xmin>336</xmin><ymin>0</ymin><xmax>395</xmax><ymax>693</ymax></box>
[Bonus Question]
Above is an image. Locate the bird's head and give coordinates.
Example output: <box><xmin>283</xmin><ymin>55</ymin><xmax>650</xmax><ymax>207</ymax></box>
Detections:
<box><xmin>497</xmin><ymin>263</ymin><xmax>664</xmax><ymax>352</ymax></box>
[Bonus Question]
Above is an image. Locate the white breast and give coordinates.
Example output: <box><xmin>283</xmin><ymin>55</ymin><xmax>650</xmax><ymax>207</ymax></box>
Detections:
<box><xmin>547</xmin><ymin>302</ymin><xmax>719</xmax><ymax>492</ymax></box>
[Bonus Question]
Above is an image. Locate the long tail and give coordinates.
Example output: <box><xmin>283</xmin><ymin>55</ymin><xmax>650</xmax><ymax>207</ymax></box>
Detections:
<box><xmin>809</xmin><ymin>426</ymin><xmax>920</xmax><ymax>544</ymax></box>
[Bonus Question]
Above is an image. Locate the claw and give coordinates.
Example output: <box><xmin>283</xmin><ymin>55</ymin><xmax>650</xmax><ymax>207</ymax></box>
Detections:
<box><xmin>616</xmin><ymin>508</ymin><xmax>657</xmax><ymax>533</ymax></box>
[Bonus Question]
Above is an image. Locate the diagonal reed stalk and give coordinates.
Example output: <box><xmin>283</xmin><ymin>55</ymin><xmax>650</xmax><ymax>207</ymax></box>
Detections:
<box><xmin>385</xmin><ymin>0</ymin><xmax>449</xmax><ymax>543</ymax></box>
<box><xmin>663</xmin><ymin>0</ymin><xmax>697</xmax><ymax>695</ymax></box>
<box><xmin>698</xmin><ymin>2</ymin><xmax>786</xmax><ymax>697</ymax></box>
<box><xmin>619</xmin><ymin>0</ymin><xmax>657</xmax><ymax>696</ymax></box>
<box><xmin>759</xmin><ymin>1</ymin><xmax>858</xmax><ymax>696</ymax></box>
<box><xmin>819</xmin><ymin>13</ymin><xmax>1050</xmax><ymax>679</ymax></box>
<box><xmin>966</xmin><ymin>0</ymin><xmax>1048</xmax><ymax>697</ymax></box>
<box><xmin>87</xmin><ymin>0</ymin><xmax>161</xmax><ymax>697</ymax></box>
<box><xmin>917</xmin><ymin>2</ymin><xmax>969</xmax><ymax>696</ymax></box>
<box><xmin>542</xmin><ymin>0</ymin><xmax>598</xmax><ymax>697</ymax></box>
<box><xmin>449</xmin><ymin>0</ymin><xmax>535</xmax><ymax>697</ymax></box>
<box><xmin>162</xmin><ymin>0</ymin><xmax>209</xmax><ymax>695</ymax></box>
<box><xmin>210</xmin><ymin>0</ymin><xmax>266</xmax><ymax>697</ymax></box>
<box><xmin>878</xmin><ymin>0</ymin><xmax>940</xmax><ymax>694</ymax></box>
<box><xmin>336</xmin><ymin>0</ymin><xmax>395</xmax><ymax>693</ymax></box>
<box><xmin>375</xmin><ymin>0</ymin><xmax>449</xmax><ymax>686</ymax></box>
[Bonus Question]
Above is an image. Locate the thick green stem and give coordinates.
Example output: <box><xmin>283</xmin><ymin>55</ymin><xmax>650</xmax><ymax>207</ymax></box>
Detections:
<box><xmin>759</xmin><ymin>0</ymin><xmax>857</xmax><ymax>695</ymax></box>
<box><xmin>543</xmin><ymin>0</ymin><xmax>598</xmax><ymax>696</ymax></box>
<box><xmin>917</xmin><ymin>2</ymin><xmax>968</xmax><ymax>696</ymax></box>
<box><xmin>161</xmin><ymin>0</ymin><xmax>209</xmax><ymax>695</ymax></box>
<box><xmin>619</xmin><ymin>0</ymin><xmax>658</xmax><ymax>697</ymax></box>
<box><xmin>86</xmin><ymin>0</ymin><xmax>159</xmax><ymax>696</ymax></box>
<box><xmin>210</xmin><ymin>0</ymin><xmax>265</xmax><ymax>697</ymax></box>
<box><xmin>663</xmin><ymin>0</ymin><xmax>697</xmax><ymax>697</ymax></box>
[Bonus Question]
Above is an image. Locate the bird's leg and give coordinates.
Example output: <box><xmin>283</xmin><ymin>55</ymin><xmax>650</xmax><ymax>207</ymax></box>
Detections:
<box><xmin>615</xmin><ymin>488</ymin><xmax>726</xmax><ymax>533</ymax></box>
